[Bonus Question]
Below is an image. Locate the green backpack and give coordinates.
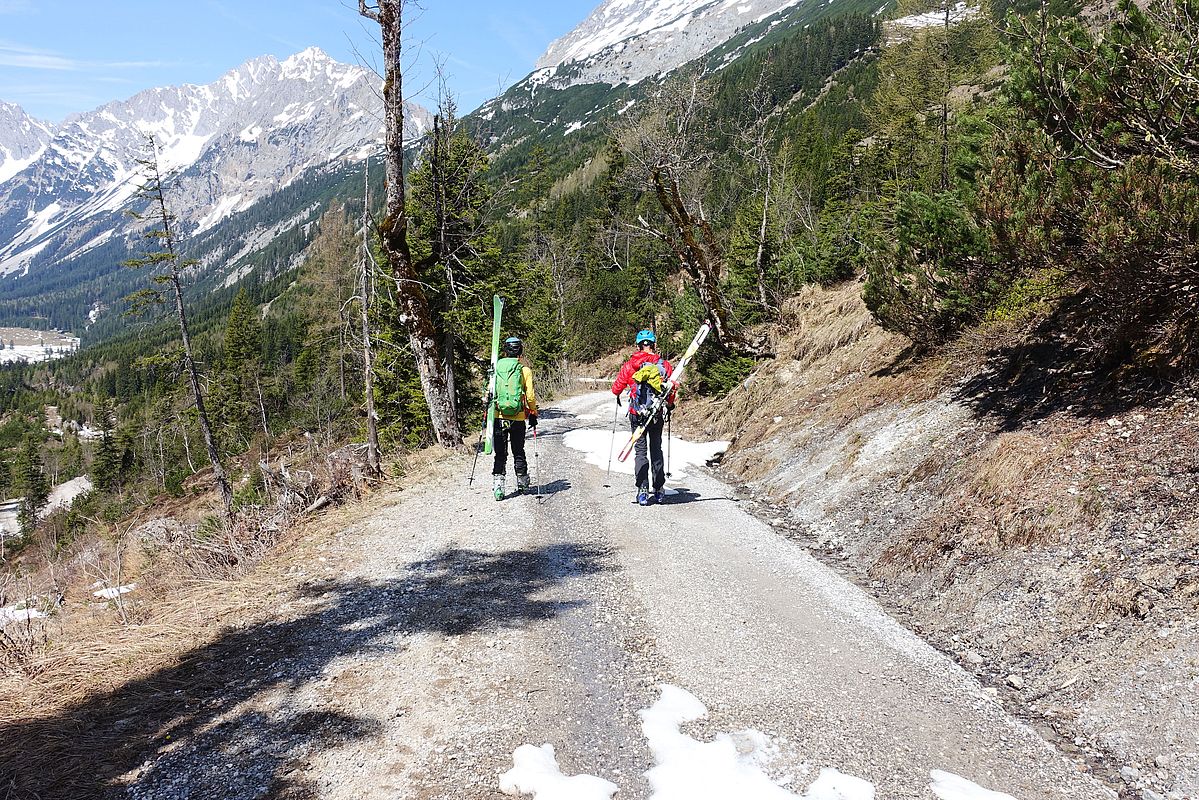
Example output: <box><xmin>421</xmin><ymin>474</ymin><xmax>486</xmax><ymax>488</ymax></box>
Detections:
<box><xmin>494</xmin><ymin>357</ymin><xmax>525</xmax><ymax>416</ymax></box>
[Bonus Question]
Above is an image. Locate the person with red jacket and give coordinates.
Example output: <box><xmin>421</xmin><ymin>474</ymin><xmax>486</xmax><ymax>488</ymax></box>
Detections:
<box><xmin>611</xmin><ymin>329</ymin><xmax>675</xmax><ymax>505</ymax></box>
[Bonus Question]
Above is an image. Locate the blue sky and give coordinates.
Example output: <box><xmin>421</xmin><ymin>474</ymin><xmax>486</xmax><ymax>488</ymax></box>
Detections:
<box><xmin>0</xmin><ymin>0</ymin><xmax>595</xmax><ymax>122</ymax></box>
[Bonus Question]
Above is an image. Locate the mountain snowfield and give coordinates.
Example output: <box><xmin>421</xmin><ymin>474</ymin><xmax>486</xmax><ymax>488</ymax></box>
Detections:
<box><xmin>0</xmin><ymin>102</ymin><xmax>52</xmax><ymax>184</ymax></box>
<box><xmin>0</xmin><ymin>47</ymin><xmax>430</xmax><ymax>281</ymax></box>
<box><xmin>535</xmin><ymin>0</ymin><xmax>804</xmax><ymax>86</ymax></box>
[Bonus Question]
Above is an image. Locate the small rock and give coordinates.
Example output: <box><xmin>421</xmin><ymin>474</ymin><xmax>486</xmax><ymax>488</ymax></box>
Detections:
<box><xmin>1107</xmin><ymin>418</ymin><xmax>1123</xmax><ymax>427</ymax></box>
<box><xmin>1121</xmin><ymin>766</ymin><xmax>1141</xmax><ymax>783</ymax></box>
<box><xmin>965</xmin><ymin>651</ymin><xmax>984</xmax><ymax>666</ymax></box>
<box><xmin>1154</xmin><ymin>755</ymin><xmax>1173</xmax><ymax>769</ymax></box>
<box><xmin>1142</xmin><ymin>790</ymin><xmax>1165</xmax><ymax>800</ymax></box>
<box><xmin>1006</xmin><ymin>674</ymin><xmax>1024</xmax><ymax>689</ymax></box>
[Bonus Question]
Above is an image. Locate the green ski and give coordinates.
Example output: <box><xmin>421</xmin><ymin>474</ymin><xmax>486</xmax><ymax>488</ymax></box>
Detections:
<box><xmin>484</xmin><ymin>294</ymin><xmax>505</xmax><ymax>455</ymax></box>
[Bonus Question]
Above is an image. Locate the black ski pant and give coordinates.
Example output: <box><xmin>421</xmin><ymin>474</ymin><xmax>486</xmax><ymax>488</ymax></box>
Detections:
<box><xmin>630</xmin><ymin>413</ymin><xmax>665</xmax><ymax>492</ymax></box>
<box><xmin>492</xmin><ymin>419</ymin><xmax>528</xmax><ymax>478</ymax></box>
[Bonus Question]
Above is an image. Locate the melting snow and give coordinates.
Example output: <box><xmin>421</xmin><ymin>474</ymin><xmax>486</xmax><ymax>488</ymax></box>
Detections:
<box><xmin>562</xmin><ymin>397</ymin><xmax>728</xmax><ymax>481</ymax></box>
<box><xmin>92</xmin><ymin>583</ymin><xmax>137</xmax><ymax>601</ymax></box>
<box><xmin>0</xmin><ymin>605</ymin><xmax>47</xmax><ymax>626</ymax></box>
<box><xmin>500</xmin><ymin>744</ymin><xmax>620</xmax><ymax>799</ymax></box>
<box><xmin>641</xmin><ymin>685</ymin><xmax>875</xmax><ymax>799</ymax></box>
<box><xmin>503</xmin><ymin>685</ymin><xmax>877</xmax><ymax>799</ymax></box>
<box><xmin>46</xmin><ymin>476</ymin><xmax>93</xmax><ymax>514</ymax></box>
<box><xmin>929</xmin><ymin>771</ymin><xmax>1020</xmax><ymax>800</ymax></box>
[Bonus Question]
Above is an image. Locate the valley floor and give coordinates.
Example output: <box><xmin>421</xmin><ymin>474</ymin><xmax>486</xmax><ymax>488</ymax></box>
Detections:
<box><xmin>2</xmin><ymin>392</ymin><xmax>1115</xmax><ymax>799</ymax></box>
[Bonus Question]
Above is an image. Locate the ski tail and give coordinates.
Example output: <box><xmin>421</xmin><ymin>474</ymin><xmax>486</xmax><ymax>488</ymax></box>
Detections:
<box><xmin>483</xmin><ymin>295</ymin><xmax>505</xmax><ymax>455</ymax></box>
<box><xmin>617</xmin><ymin>321</ymin><xmax>711</xmax><ymax>463</ymax></box>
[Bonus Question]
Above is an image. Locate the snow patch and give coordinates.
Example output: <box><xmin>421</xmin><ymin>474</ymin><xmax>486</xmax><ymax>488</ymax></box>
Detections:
<box><xmin>929</xmin><ymin>771</ymin><xmax>1020</xmax><ymax>800</ymax></box>
<box><xmin>891</xmin><ymin>3</ymin><xmax>977</xmax><ymax>28</ymax></box>
<box><xmin>92</xmin><ymin>583</ymin><xmax>137</xmax><ymax>601</ymax></box>
<box><xmin>563</xmin><ymin>425</ymin><xmax>727</xmax><ymax>481</ymax></box>
<box><xmin>0</xmin><ymin>605</ymin><xmax>46</xmax><ymax>626</ymax></box>
<box><xmin>500</xmin><ymin>743</ymin><xmax>619</xmax><ymax>799</ymax></box>
<box><xmin>0</xmin><ymin>145</ymin><xmax>44</xmax><ymax>184</ymax></box>
<box><xmin>502</xmin><ymin>685</ymin><xmax>876</xmax><ymax>799</ymax></box>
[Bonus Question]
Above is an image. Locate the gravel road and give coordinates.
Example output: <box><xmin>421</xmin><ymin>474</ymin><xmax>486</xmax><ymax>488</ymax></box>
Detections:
<box><xmin>124</xmin><ymin>392</ymin><xmax>1116</xmax><ymax>799</ymax></box>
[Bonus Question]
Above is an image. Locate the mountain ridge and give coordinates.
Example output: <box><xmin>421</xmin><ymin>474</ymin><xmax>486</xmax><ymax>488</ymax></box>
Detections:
<box><xmin>0</xmin><ymin>47</ymin><xmax>429</xmax><ymax>282</ymax></box>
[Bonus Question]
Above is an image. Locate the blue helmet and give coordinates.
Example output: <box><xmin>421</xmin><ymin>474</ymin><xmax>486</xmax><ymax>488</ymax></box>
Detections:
<box><xmin>635</xmin><ymin>329</ymin><xmax>656</xmax><ymax>345</ymax></box>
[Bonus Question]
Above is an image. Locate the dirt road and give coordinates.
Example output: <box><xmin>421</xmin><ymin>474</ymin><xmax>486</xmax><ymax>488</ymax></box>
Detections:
<box><xmin>47</xmin><ymin>392</ymin><xmax>1118</xmax><ymax>799</ymax></box>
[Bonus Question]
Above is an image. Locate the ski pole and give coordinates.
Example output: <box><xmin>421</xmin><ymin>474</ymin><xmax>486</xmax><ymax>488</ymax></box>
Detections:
<box><xmin>666</xmin><ymin>409</ymin><xmax>672</xmax><ymax>478</ymax></box>
<box><xmin>532</xmin><ymin>425</ymin><xmax>542</xmax><ymax>502</ymax></box>
<box><xmin>603</xmin><ymin>398</ymin><xmax>619</xmax><ymax>487</ymax></box>
<box><xmin>467</xmin><ymin>396</ymin><xmax>490</xmax><ymax>485</ymax></box>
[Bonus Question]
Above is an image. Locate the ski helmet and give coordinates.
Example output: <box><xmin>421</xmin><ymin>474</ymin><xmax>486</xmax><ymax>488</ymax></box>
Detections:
<box><xmin>502</xmin><ymin>336</ymin><xmax>523</xmax><ymax>357</ymax></box>
<box><xmin>635</xmin><ymin>329</ymin><xmax>656</xmax><ymax>346</ymax></box>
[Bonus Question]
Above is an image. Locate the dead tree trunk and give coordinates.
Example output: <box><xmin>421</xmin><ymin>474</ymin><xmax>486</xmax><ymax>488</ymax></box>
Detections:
<box><xmin>650</xmin><ymin>164</ymin><xmax>741</xmax><ymax>349</ymax></box>
<box><xmin>359</xmin><ymin>162</ymin><xmax>381</xmax><ymax>476</ymax></box>
<box><xmin>359</xmin><ymin>0</ymin><xmax>461</xmax><ymax>447</ymax></box>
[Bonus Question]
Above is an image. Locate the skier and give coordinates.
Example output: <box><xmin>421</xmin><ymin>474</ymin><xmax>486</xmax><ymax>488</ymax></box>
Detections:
<box><xmin>491</xmin><ymin>336</ymin><xmax>538</xmax><ymax>500</ymax></box>
<box><xmin>611</xmin><ymin>329</ymin><xmax>675</xmax><ymax>506</ymax></box>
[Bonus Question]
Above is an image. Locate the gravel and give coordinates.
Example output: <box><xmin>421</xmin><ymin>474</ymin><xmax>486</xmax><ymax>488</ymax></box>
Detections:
<box><xmin>121</xmin><ymin>392</ymin><xmax>1116</xmax><ymax>799</ymax></box>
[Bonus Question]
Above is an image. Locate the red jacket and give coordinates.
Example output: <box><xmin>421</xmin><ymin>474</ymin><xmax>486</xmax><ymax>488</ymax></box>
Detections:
<box><xmin>612</xmin><ymin>351</ymin><xmax>675</xmax><ymax>415</ymax></box>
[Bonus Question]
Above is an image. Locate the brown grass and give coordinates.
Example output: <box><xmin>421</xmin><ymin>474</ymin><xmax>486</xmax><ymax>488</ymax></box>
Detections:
<box><xmin>0</xmin><ymin>445</ymin><xmax>447</xmax><ymax>724</ymax></box>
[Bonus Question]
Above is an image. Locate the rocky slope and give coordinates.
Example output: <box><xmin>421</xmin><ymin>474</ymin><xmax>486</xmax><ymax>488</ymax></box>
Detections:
<box><xmin>685</xmin><ymin>283</ymin><xmax>1199</xmax><ymax>800</ymax></box>
<box><xmin>536</xmin><ymin>0</ymin><xmax>805</xmax><ymax>86</ymax></box>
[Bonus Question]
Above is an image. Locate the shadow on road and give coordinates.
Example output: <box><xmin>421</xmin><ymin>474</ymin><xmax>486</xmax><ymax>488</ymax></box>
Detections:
<box><xmin>535</xmin><ymin>478</ymin><xmax>572</xmax><ymax>497</ymax></box>
<box><xmin>661</xmin><ymin>487</ymin><xmax>727</xmax><ymax>505</ymax></box>
<box><xmin>0</xmin><ymin>542</ymin><xmax>614</xmax><ymax>800</ymax></box>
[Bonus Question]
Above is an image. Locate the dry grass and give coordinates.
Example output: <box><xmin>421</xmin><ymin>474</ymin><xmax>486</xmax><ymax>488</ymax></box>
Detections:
<box><xmin>0</xmin><ymin>443</ymin><xmax>446</xmax><ymax>730</ymax></box>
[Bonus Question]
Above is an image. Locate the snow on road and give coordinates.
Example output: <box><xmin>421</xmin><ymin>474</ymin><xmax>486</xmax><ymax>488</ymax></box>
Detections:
<box><xmin>502</xmin><ymin>682</ymin><xmax>1024</xmax><ymax>800</ymax></box>
<box><xmin>561</xmin><ymin>395</ymin><xmax>728</xmax><ymax>481</ymax></box>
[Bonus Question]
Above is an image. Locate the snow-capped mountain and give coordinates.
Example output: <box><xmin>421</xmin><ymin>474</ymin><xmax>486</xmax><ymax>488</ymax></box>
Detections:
<box><xmin>536</xmin><ymin>0</ymin><xmax>804</xmax><ymax>86</ymax></box>
<box><xmin>0</xmin><ymin>47</ymin><xmax>430</xmax><ymax>279</ymax></box>
<box><xmin>0</xmin><ymin>102</ymin><xmax>52</xmax><ymax>184</ymax></box>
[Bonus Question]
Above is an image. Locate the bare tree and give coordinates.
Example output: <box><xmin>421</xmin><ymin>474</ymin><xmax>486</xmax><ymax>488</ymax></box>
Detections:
<box><xmin>615</xmin><ymin>73</ymin><xmax>748</xmax><ymax>351</ymax></box>
<box><xmin>358</xmin><ymin>0</ymin><xmax>462</xmax><ymax>447</ymax></box>
<box><xmin>734</xmin><ymin>78</ymin><xmax>783</xmax><ymax>314</ymax></box>
<box><xmin>124</xmin><ymin>136</ymin><xmax>233</xmax><ymax>516</ymax></box>
<box><xmin>357</xmin><ymin>161</ymin><xmax>382</xmax><ymax>476</ymax></box>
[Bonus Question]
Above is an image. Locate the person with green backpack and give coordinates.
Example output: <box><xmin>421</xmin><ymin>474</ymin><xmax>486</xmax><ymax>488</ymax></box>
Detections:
<box><xmin>491</xmin><ymin>336</ymin><xmax>538</xmax><ymax>500</ymax></box>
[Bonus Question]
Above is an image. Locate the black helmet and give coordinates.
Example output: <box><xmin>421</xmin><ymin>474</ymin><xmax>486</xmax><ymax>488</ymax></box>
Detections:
<box><xmin>502</xmin><ymin>336</ymin><xmax>523</xmax><ymax>357</ymax></box>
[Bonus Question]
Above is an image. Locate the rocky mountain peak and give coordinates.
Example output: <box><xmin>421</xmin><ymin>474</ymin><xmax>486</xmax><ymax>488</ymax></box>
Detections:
<box><xmin>535</xmin><ymin>0</ymin><xmax>804</xmax><ymax>86</ymax></box>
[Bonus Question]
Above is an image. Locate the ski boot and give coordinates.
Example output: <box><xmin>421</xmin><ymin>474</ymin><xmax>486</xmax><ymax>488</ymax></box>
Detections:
<box><xmin>637</xmin><ymin>489</ymin><xmax>650</xmax><ymax>506</ymax></box>
<box><xmin>492</xmin><ymin>475</ymin><xmax>505</xmax><ymax>501</ymax></box>
<box><xmin>654</xmin><ymin>490</ymin><xmax>666</xmax><ymax>505</ymax></box>
<box><xmin>515</xmin><ymin>473</ymin><xmax>531</xmax><ymax>494</ymax></box>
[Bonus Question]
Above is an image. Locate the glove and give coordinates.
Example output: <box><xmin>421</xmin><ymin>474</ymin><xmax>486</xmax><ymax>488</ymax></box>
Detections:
<box><xmin>527</xmin><ymin>413</ymin><xmax>538</xmax><ymax>430</ymax></box>
<box><xmin>615</xmin><ymin>394</ymin><xmax>622</xmax><ymax>407</ymax></box>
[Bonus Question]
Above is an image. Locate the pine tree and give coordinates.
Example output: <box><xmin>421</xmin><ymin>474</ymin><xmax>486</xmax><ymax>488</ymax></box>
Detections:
<box><xmin>15</xmin><ymin>436</ymin><xmax>48</xmax><ymax>536</ymax></box>
<box><xmin>0</xmin><ymin>457</ymin><xmax>11</xmax><ymax>501</ymax></box>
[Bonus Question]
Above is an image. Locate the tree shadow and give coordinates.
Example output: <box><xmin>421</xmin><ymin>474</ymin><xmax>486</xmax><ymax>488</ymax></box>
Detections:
<box><xmin>0</xmin><ymin>542</ymin><xmax>614</xmax><ymax>800</ymax></box>
<box><xmin>950</xmin><ymin>304</ymin><xmax>1185</xmax><ymax>431</ymax></box>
